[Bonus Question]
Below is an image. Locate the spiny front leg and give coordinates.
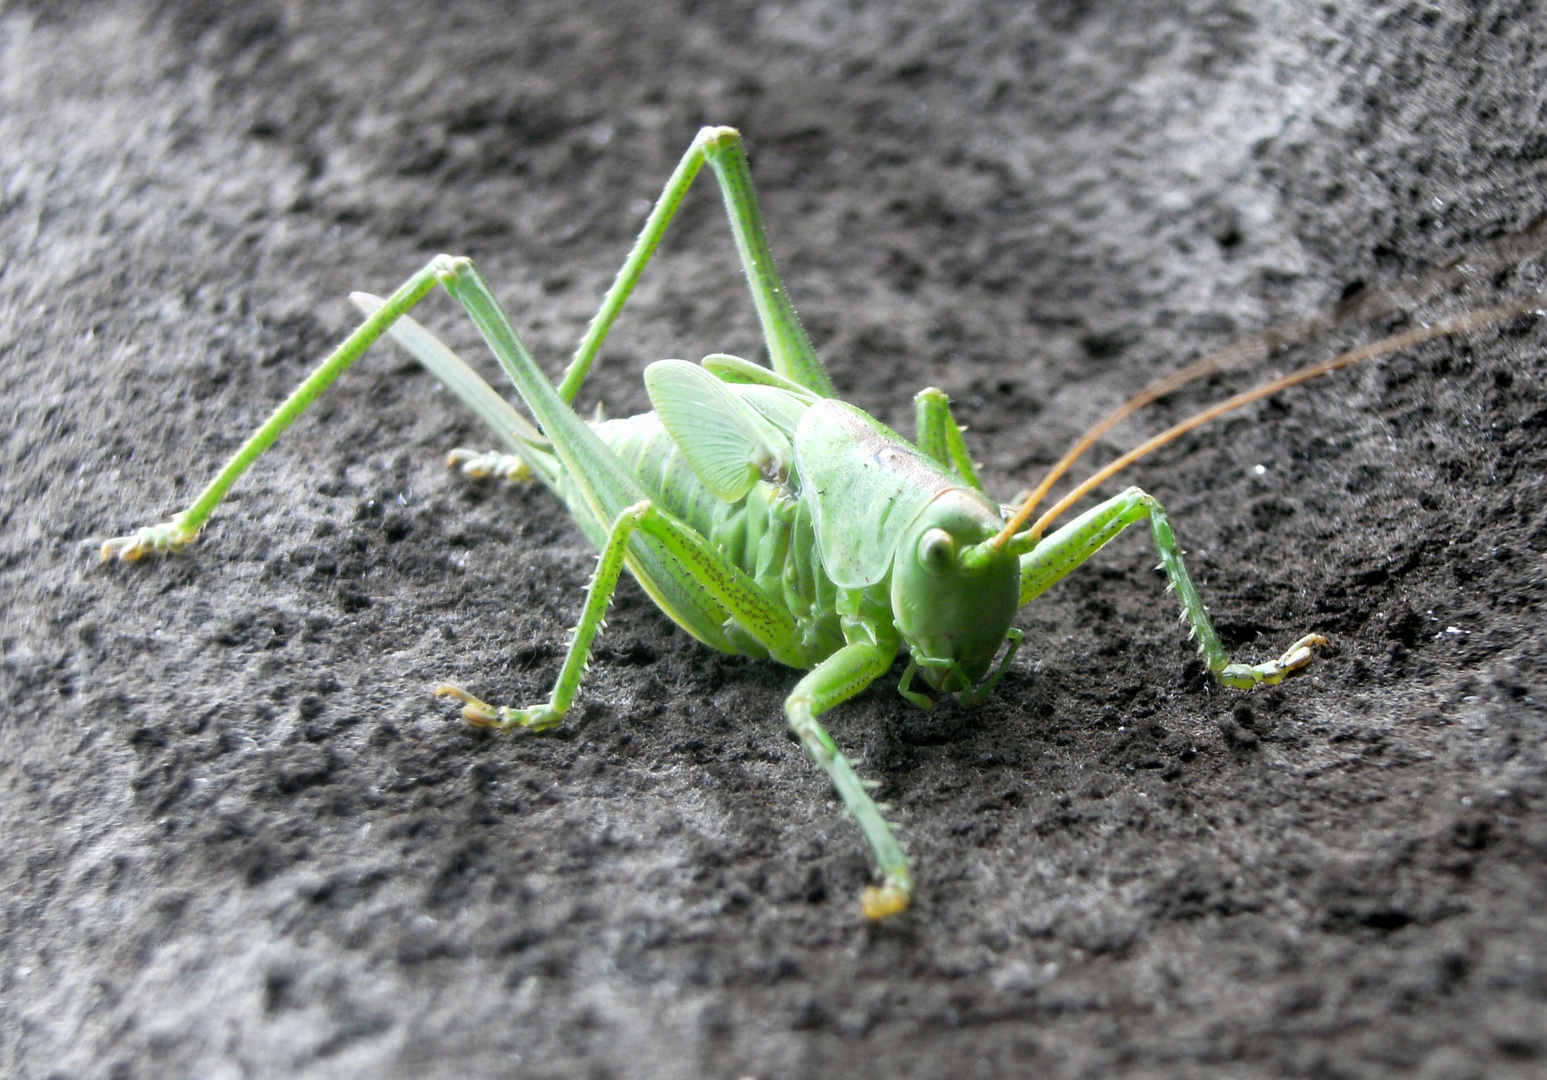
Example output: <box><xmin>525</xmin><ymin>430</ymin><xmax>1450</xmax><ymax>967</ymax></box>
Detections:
<box><xmin>1018</xmin><ymin>485</ymin><xmax>1326</xmax><ymax>689</ymax></box>
<box><xmin>1145</xmin><ymin>495</ymin><xmax>1327</xmax><ymax>688</ymax></box>
<box><xmin>438</xmin><ymin>499</ymin><xmax>651</xmax><ymax>733</ymax></box>
<box><xmin>784</xmin><ymin>631</ymin><xmax>910</xmax><ymax>920</ymax></box>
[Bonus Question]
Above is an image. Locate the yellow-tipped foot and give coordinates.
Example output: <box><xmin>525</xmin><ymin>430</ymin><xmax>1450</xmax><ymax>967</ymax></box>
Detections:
<box><xmin>433</xmin><ymin>683</ymin><xmax>563</xmax><ymax>732</ymax></box>
<box><xmin>445</xmin><ymin>449</ymin><xmax>532</xmax><ymax>483</ymax></box>
<box><xmin>1219</xmin><ymin>632</ymin><xmax>1329</xmax><ymax>690</ymax></box>
<box><xmin>1277</xmin><ymin>633</ymin><xmax>1328</xmax><ymax>676</ymax></box>
<box><xmin>861</xmin><ymin>881</ymin><xmax>911</xmax><ymax>921</ymax></box>
<box><xmin>99</xmin><ymin>517</ymin><xmax>200</xmax><ymax>562</ymax></box>
<box><xmin>434</xmin><ymin>683</ymin><xmax>501</xmax><ymax>725</ymax></box>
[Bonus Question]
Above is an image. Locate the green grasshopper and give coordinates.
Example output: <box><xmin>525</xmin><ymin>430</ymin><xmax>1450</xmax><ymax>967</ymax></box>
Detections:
<box><xmin>102</xmin><ymin>126</ymin><xmax>1530</xmax><ymax>919</ymax></box>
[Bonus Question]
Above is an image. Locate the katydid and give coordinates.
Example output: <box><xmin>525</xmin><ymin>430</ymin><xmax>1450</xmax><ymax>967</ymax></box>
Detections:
<box><xmin>100</xmin><ymin>126</ymin><xmax>1543</xmax><ymax>920</ymax></box>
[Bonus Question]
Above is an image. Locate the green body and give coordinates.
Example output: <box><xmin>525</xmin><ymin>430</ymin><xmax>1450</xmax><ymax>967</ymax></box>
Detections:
<box><xmin>551</xmin><ymin>386</ymin><xmax>1022</xmax><ymax>690</ymax></box>
<box><xmin>104</xmin><ymin>127</ymin><xmax>1324</xmax><ymax>920</ymax></box>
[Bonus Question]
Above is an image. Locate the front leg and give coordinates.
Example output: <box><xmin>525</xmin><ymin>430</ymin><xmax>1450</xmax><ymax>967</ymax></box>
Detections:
<box><xmin>1019</xmin><ymin>486</ymin><xmax>1327</xmax><ymax>688</ymax></box>
<box><xmin>784</xmin><ymin>629</ymin><xmax>911</xmax><ymax>920</ymax></box>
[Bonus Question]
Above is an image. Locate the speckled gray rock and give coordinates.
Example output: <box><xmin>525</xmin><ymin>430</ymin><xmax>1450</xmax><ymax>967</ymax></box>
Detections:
<box><xmin>3</xmin><ymin>2</ymin><xmax>1546</xmax><ymax>1077</ymax></box>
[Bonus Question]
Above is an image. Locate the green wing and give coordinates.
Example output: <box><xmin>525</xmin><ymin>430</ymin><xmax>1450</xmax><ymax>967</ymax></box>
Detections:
<box><xmin>643</xmin><ymin>359</ymin><xmax>794</xmax><ymax>501</ymax></box>
<box><xmin>700</xmin><ymin>353</ymin><xmax>821</xmax><ymax>400</ymax></box>
<box><xmin>732</xmin><ymin>384</ymin><xmax>811</xmax><ymax>438</ymax></box>
<box><xmin>794</xmin><ymin>399</ymin><xmax>958</xmax><ymax>589</ymax></box>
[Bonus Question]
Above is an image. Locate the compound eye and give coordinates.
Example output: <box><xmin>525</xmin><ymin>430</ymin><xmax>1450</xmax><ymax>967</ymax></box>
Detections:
<box><xmin>917</xmin><ymin>528</ymin><xmax>955</xmax><ymax>575</ymax></box>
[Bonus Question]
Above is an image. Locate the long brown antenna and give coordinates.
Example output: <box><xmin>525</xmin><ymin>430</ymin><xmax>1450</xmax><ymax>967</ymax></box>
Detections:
<box><xmin>1020</xmin><ymin>293</ymin><xmax>1546</xmax><ymax>541</ymax></box>
<box><xmin>998</xmin><ymin>218</ymin><xmax>1547</xmax><ymax>549</ymax></box>
<box><xmin>1009</xmin><ymin>318</ymin><xmax>1323</xmax><ymax>529</ymax></box>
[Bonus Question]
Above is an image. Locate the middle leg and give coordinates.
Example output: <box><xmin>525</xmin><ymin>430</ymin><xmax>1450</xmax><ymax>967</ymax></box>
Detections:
<box><xmin>439</xmin><ymin>498</ymin><xmax>657</xmax><ymax>732</ymax></box>
<box><xmin>442</xmin><ymin>491</ymin><xmax>811</xmax><ymax>728</ymax></box>
<box><xmin>783</xmin><ymin>633</ymin><xmax>911</xmax><ymax>920</ymax></box>
<box><xmin>913</xmin><ymin>387</ymin><xmax>984</xmax><ymax>491</ymax></box>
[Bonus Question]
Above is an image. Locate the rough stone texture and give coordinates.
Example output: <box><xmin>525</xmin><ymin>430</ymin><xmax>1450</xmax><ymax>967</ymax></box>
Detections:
<box><xmin>4</xmin><ymin>2</ymin><xmax>1546</xmax><ymax>1077</ymax></box>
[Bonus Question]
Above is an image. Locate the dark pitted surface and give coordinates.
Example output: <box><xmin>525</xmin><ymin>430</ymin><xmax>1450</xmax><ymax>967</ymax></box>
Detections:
<box><xmin>3</xmin><ymin>3</ymin><xmax>1545</xmax><ymax>1077</ymax></box>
